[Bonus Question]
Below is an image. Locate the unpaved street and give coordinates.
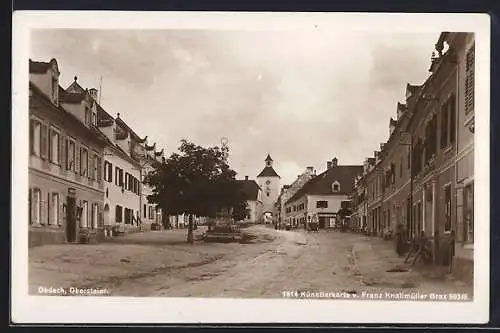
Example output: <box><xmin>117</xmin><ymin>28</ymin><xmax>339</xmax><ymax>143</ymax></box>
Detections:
<box><xmin>29</xmin><ymin>226</ymin><xmax>472</xmax><ymax>298</ymax></box>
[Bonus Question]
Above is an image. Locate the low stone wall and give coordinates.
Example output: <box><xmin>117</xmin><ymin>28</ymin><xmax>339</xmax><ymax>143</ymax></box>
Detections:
<box><xmin>29</xmin><ymin>227</ymin><xmax>66</xmax><ymax>248</ymax></box>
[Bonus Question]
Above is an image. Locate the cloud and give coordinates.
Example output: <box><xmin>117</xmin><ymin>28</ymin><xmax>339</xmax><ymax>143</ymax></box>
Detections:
<box><xmin>30</xmin><ymin>29</ymin><xmax>438</xmax><ymax>185</ymax></box>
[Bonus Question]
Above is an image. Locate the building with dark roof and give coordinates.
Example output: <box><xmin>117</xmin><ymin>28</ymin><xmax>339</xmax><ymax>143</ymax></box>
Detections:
<box><xmin>234</xmin><ymin>177</ymin><xmax>263</xmax><ymax>223</ymax></box>
<box><xmin>284</xmin><ymin>158</ymin><xmax>362</xmax><ymax>229</ymax></box>
<box><xmin>28</xmin><ymin>59</ymin><xmax>107</xmax><ymax>247</ymax></box>
<box><xmin>256</xmin><ymin>154</ymin><xmax>281</xmax><ymax>221</ymax></box>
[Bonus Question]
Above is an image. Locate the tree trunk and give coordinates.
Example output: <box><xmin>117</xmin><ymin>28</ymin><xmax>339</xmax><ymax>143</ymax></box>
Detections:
<box><xmin>187</xmin><ymin>214</ymin><xmax>194</xmax><ymax>244</ymax></box>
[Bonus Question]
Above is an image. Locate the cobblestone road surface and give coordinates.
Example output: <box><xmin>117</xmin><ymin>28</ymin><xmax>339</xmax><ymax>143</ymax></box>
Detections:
<box><xmin>29</xmin><ymin>226</ymin><xmax>473</xmax><ymax>299</ymax></box>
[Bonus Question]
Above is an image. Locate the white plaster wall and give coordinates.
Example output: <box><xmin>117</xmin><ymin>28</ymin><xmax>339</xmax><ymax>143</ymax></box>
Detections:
<box><xmin>102</xmin><ymin>148</ymin><xmax>141</xmax><ymax>226</ymax></box>
<box><xmin>257</xmin><ymin>176</ymin><xmax>280</xmax><ymax>214</ymax></box>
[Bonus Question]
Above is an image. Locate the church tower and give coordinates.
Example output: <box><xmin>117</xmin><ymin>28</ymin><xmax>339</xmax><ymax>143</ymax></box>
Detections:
<box><xmin>257</xmin><ymin>154</ymin><xmax>281</xmax><ymax>219</ymax></box>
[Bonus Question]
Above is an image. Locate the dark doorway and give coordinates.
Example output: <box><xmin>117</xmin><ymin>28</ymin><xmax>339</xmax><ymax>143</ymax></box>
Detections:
<box><xmin>66</xmin><ymin>196</ymin><xmax>76</xmax><ymax>242</ymax></box>
<box><xmin>318</xmin><ymin>216</ymin><xmax>327</xmax><ymax>229</ymax></box>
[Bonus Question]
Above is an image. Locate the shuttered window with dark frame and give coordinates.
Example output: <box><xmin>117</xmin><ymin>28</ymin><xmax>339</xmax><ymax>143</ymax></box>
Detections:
<box><xmin>449</xmin><ymin>93</ymin><xmax>456</xmax><ymax>144</ymax></box>
<box><xmin>440</xmin><ymin>101</ymin><xmax>449</xmax><ymax>149</ymax></box>
<box><xmin>465</xmin><ymin>43</ymin><xmax>475</xmax><ymax>115</ymax></box>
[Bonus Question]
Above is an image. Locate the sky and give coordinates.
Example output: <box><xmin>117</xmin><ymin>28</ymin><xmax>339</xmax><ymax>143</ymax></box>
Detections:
<box><xmin>30</xmin><ymin>29</ymin><xmax>438</xmax><ymax>185</ymax></box>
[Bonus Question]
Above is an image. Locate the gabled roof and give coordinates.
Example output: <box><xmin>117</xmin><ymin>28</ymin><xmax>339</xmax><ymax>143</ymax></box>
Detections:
<box><xmin>66</xmin><ymin>77</ymin><xmax>86</xmax><ymax>94</ymax></box>
<box><xmin>29</xmin><ymin>59</ymin><xmax>58</xmax><ymax>74</ymax></box>
<box><xmin>285</xmin><ymin>165</ymin><xmax>363</xmax><ymax>204</ymax></box>
<box><xmin>265</xmin><ymin>154</ymin><xmax>273</xmax><ymax>161</ymax></box>
<box><xmin>145</xmin><ymin>142</ymin><xmax>156</xmax><ymax>151</ymax></box>
<box><xmin>29</xmin><ymin>81</ymin><xmax>106</xmax><ymax>146</ymax></box>
<box><xmin>257</xmin><ymin>166</ymin><xmax>280</xmax><ymax>178</ymax></box>
<box><xmin>234</xmin><ymin>180</ymin><xmax>261</xmax><ymax>201</ymax></box>
<box><xmin>115</xmin><ymin>115</ymin><xmax>147</xmax><ymax>143</ymax></box>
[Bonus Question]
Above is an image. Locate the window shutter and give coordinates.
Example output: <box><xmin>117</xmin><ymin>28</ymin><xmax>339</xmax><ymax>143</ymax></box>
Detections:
<box><xmin>440</xmin><ymin>103</ymin><xmax>447</xmax><ymax>148</ymax></box>
<box><xmin>65</xmin><ymin>139</ymin><xmax>69</xmax><ymax>169</ymax></box>
<box><xmin>28</xmin><ymin>188</ymin><xmax>32</xmax><ymax>225</ymax></box>
<box><xmin>59</xmin><ymin>192</ymin><xmax>64</xmax><ymax>226</ymax></box>
<box><xmin>97</xmin><ymin>157</ymin><xmax>102</xmax><ymax>182</ymax></box>
<box><xmin>109</xmin><ymin>163</ymin><xmax>113</xmax><ymax>182</ymax></box>
<box><xmin>465</xmin><ymin>44</ymin><xmax>475</xmax><ymax>114</ymax></box>
<box><xmin>41</xmin><ymin>124</ymin><xmax>48</xmax><ymax>159</ymax></box>
<box><xmin>47</xmin><ymin>192</ymin><xmax>51</xmax><ymax>225</ymax></box>
<box><xmin>29</xmin><ymin>120</ymin><xmax>34</xmax><ymax>155</ymax></box>
<box><xmin>58</xmin><ymin>133</ymin><xmax>63</xmax><ymax>165</ymax></box>
<box><xmin>450</xmin><ymin>94</ymin><xmax>456</xmax><ymax>143</ymax></box>
<box><xmin>75</xmin><ymin>143</ymin><xmax>80</xmax><ymax>174</ymax></box>
<box><xmin>40</xmin><ymin>191</ymin><xmax>47</xmax><ymax>225</ymax></box>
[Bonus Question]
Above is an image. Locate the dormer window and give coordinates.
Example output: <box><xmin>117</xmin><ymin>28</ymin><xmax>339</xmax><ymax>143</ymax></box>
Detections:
<box><xmin>332</xmin><ymin>181</ymin><xmax>340</xmax><ymax>193</ymax></box>
<box><xmin>92</xmin><ymin>111</ymin><xmax>97</xmax><ymax>126</ymax></box>
<box><xmin>52</xmin><ymin>76</ymin><xmax>58</xmax><ymax>106</ymax></box>
<box><xmin>85</xmin><ymin>107</ymin><xmax>91</xmax><ymax>125</ymax></box>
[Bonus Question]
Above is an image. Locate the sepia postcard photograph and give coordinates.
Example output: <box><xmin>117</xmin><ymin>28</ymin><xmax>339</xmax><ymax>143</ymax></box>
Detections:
<box><xmin>11</xmin><ymin>11</ymin><xmax>490</xmax><ymax>324</ymax></box>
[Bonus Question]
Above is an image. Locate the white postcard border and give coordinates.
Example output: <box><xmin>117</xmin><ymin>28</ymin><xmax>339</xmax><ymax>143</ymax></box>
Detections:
<box><xmin>11</xmin><ymin>11</ymin><xmax>490</xmax><ymax>324</ymax></box>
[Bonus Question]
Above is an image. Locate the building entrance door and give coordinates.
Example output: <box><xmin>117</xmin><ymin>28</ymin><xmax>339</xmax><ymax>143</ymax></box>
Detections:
<box><xmin>66</xmin><ymin>196</ymin><xmax>76</xmax><ymax>242</ymax></box>
<box><xmin>318</xmin><ymin>216</ymin><xmax>327</xmax><ymax>229</ymax></box>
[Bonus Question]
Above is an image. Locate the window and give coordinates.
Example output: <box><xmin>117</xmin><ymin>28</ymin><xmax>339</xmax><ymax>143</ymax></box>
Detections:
<box><xmin>399</xmin><ymin>158</ymin><xmax>403</xmax><ymax>178</ymax></box>
<box><xmin>119</xmin><ymin>169</ymin><xmax>124</xmax><ymax>186</ymax></box>
<box><xmin>124</xmin><ymin>208</ymin><xmax>132</xmax><ymax>224</ymax></box>
<box><xmin>149</xmin><ymin>206</ymin><xmax>154</xmax><ymax>219</ymax></box>
<box><xmin>143</xmin><ymin>204</ymin><xmax>147</xmax><ymax>218</ymax></box>
<box><xmin>444</xmin><ymin>185</ymin><xmax>452</xmax><ymax>232</ymax></box>
<box><xmin>465</xmin><ymin>43</ymin><xmax>475</xmax><ymax>115</ymax></box>
<box><xmin>52</xmin><ymin>77</ymin><xmax>58</xmax><ymax>103</ymax></box>
<box><xmin>40</xmin><ymin>124</ymin><xmax>48</xmax><ymax>159</ymax></box>
<box><xmin>266</xmin><ymin>180</ymin><xmax>271</xmax><ymax>185</ymax></box>
<box><xmin>316</xmin><ymin>201</ymin><xmax>328</xmax><ymax>208</ymax></box>
<box><xmin>115</xmin><ymin>205</ymin><xmax>123</xmax><ymax>223</ymax></box>
<box><xmin>48</xmin><ymin>127</ymin><xmax>61</xmax><ymax>164</ymax></box>
<box><xmin>81</xmin><ymin>201</ymin><xmax>88</xmax><ymax>228</ymax></box>
<box><xmin>104</xmin><ymin>161</ymin><xmax>113</xmax><ymax>182</ymax></box>
<box><xmin>125</xmin><ymin>173</ymin><xmax>129</xmax><ymax>190</ymax></box>
<box><xmin>266</xmin><ymin>192</ymin><xmax>269</xmax><ymax>197</ymax></box>
<box><xmin>85</xmin><ymin>107</ymin><xmax>91</xmax><ymax>125</ymax></box>
<box><xmin>51</xmin><ymin>193</ymin><xmax>59</xmax><ymax>225</ymax></box>
<box><xmin>89</xmin><ymin>154</ymin><xmax>96</xmax><ymax>180</ymax></box>
<box><xmin>92</xmin><ymin>112</ymin><xmax>97</xmax><ymax>126</ymax></box>
<box><xmin>66</xmin><ymin>138</ymin><xmax>75</xmax><ymax>171</ymax></box>
<box><xmin>115</xmin><ymin>167</ymin><xmax>124</xmax><ymax>186</ymax></box>
<box><xmin>449</xmin><ymin>94</ymin><xmax>456</xmax><ymax>144</ymax></box>
<box><xmin>332</xmin><ymin>181</ymin><xmax>340</xmax><ymax>192</ymax></box>
<box><xmin>463</xmin><ymin>182</ymin><xmax>474</xmax><ymax>243</ymax></box>
<box><xmin>33</xmin><ymin>188</ymin><xmax>41</xmax><ymax>224</ymax></box>
<box><xmin>80</xmin><ymin>147</ymin><xmax>88</xmax><ymax>176</ymax></box>
<box><xmin>29</xmin><ymin>119</ymin><xmax>41</xmax><ymax>156</ymax></box>
<box><xmin>440</xmin><ymin>95</ymin><xmax>456</xmax><ymax>149</ymax></box>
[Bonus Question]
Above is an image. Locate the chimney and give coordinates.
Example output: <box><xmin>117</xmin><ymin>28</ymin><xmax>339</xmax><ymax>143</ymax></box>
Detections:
<box><xmin>327</xmin><ymin>161</ymin><xmax>333</xmax><ymax>169</ymax></box>
<box><xmin>306</xmin><ymin>166</ymin><xmax>314</xmax><ymax>173</ymax></box>
<box><xmin>245</xmin><ymin>176</ymin><xmax>249</xmax><ymax>181</ymax></box>
<box><xmin>89</xmin><ymin>88</ymin><xmax>98</xmax><ymax>101</ymax></box>
<box><xmin>332</xmin><ymin>158</ymin><xmax>338</xmax><ymax>167</ymax></box>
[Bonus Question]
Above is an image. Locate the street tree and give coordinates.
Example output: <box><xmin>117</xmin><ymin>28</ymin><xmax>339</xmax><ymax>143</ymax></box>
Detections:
<box><xmin>144</xmin><ymin>139</ymin><xmax>249</xmax><ymax>243</ymax></box>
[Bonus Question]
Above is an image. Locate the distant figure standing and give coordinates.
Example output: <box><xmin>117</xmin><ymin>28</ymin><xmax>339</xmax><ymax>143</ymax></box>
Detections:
<box><xmin>395</xmin><ymin>223</ymin><xmax>405</xmax><ymax>256</ymax></box>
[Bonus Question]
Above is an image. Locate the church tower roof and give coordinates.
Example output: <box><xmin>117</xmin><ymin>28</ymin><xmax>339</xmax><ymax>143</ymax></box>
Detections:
<box><xmin>258</xmin><ymin>154</ymin><xmax>280</xmax><ymax>178</ymax></box>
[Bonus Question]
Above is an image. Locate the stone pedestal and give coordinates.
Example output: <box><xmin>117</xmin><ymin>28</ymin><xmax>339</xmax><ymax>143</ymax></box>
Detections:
<box><xmin>215</xmin><ymin>207</ymin><xmax>233</xmax><ymax>227</ymax></box>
